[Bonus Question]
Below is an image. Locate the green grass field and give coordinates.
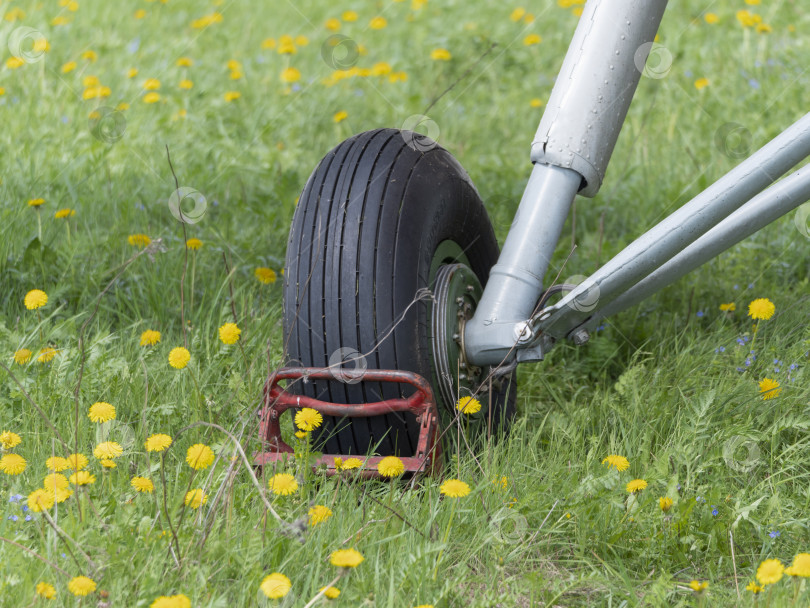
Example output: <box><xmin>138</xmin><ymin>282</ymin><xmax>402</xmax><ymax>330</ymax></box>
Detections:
<box><xmin>1</xmin><ymin>0</ymin><xmax>810</xmax><ymax>605</ymax></box>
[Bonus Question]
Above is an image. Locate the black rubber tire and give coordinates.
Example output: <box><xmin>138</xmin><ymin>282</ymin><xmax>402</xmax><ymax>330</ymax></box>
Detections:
<box><xmin>283</xmin><ymin>128</ymin><xmax>515</xmax><ymax>457</ymax></box>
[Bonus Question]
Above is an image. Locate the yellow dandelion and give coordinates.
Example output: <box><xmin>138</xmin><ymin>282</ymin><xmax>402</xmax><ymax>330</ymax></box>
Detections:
<box><xmin>510</xmin><ymin>8</ymin><xmax>526</xmax><ymax>21</ymax></box>
<box><xmin>321</xmin><ymin>586</ymin><xmax>340</xmax><ymax>599</ymax></box>
<box><xmin>694</xmin><ymin>78</ymin><xmax>710</xmax><ymax>90</ymax></box>
<box><xmin>281</xmin><ymin>67</ymin><xmax>301</xmax><ymax>83</ymax></box>
<box><xmin>184</xmin><ymin>488</ymin><xmax>208</xmax><ymax>509</ymax></box>
<box><xmin>260</xmin><ymin>573</ymin><xmax>291</xmax><ymax>599</ymax></box>
<box><xmin>308</xmin><ymin>504</ymin><xmax>333</xmax><ymax>526</ymax></box>
<box><xmin>339</xmin><ymin>457</ymin><xmax>362</xmax><ymax>471</ymax></box>
<box><xmin>330</xmin><ymin>548</ymin><xmax>364</xmax><ymax>568</ymax></box>
<box><xmin>719</xmin><ymin>302</ymin><xmax>735</xmax><ymax>312</ymax></box>
<box><xmin>456</xmin><ymin>396</ymin><xmax>481</xmax><ymax>414</ymax></box>
<box><xmin>758</xmin><ymin>378</ymin><xmax>781</xmax><ymax>400</ymax></box>
<box><xmin>151</xmin><ymin>595</ymin><xmax>192</xmax><ymax>608</ymax></box>
<box><xmin>756</xmin><ymin>558</ymin><xmax>784</xmax><ymax>586</ymax></box>
<box><xmin>43</xmin><ymin>473</ymin><xmax>69</xmax><ymax>491</ymax></box>
<box><xmin>128</xmin><ymin>233</ymin><xmax>151</xmax><ymax>247</ymax></box>
<box><xmin>377</xmin><ymin>456</ymin><xmax>405</xmax><ymax>478</ymax></box>
<box><xmin>168</xmin><ymin>347</ymin><xmax>190</xmax><ymax>369</ymax></box>
<box><xmin>659</xmin><ymin>496</ymin><xmax>673</xmax><ymax>512</ymax></box>
<box><xmin>785</xmin><ymin>553</ymin><xmax>810</xmax><ymax>577</ymax></box>
<box><xmin>27</xmin><ymin>198</ymin><xmax>45</xmax><ymax>207</ymax></box>
<box><xmin>135</xmin><ymin>9</ymin><xmax>146</xmax><ymax>18</ymax></box>
<box><xmin>224</xmin><ymin>91</ymin><xmax>241</xmax><ymax>102</ymax></box>
<box><xmin>68</xmin><ymin>576</ymin><xmax>96</xmax><ymax>597</ymax></box>
<box><xmin>127</xmin><ymin>67</ymin><xmax>139</xmax><ymax>78</ymax></box>
<box><xmin>88</xmin><ymin>401</ymin><xmax>116</xmax><ymax>423</ymax></box>
<box><xmin>93</xmin><ymin>441</ymin><xmax>123</xmax><ymax>460</ymax></box>
<box><xmin>143</xmin><ymin>92</ymin><xmax>160</xmax><ymax>103</ymax></box>
<box><xmin>186</xmin><ymin>443</ymin><xmax>215</xmax><ymax>470</ymax></box>
<box><xmin>325</xmin><ymin>18</ymin><xmax>341</xmax><ymax>31</ymax></box>
<box><xmin>55</xmin><ymin>208</ymin><xmax>76</xmax><ymax>219</ymax></box>
<box><xmin>369</xmin><ymin>16</ymin><xmax>387</xmax><ymax>29</ymax></box>
<box><xmin>218</xmin><ymin>322</ymin><xmax>241</xmax><ymax>345</ymax></box>
<box><xmin>131</xmin><ymin>476</ymin><xmax>155</xmax><ymax>493</ymax></box>
<box><xmin>145</xmin><ymin>434</ymin><xmax>172</xmax><ymax>452</ymax></box>
<box><xmin>6</xmin><ymin>56</ymin><xmax>25</xmax><ymax>69</ymax></box>
<box><xmin>440</xmin><ymin>479</ymin><xmax>471</xmax><ymax>498</ymax></box>
<box><xmin>748</xmin><ymin>298</ymin><xmax>775</xmax><ymax>320</ymax></box>
<box><xmin>295</xmin><ymin>407</ymin><xmax>323</xmax><ymax>431</ymax></box>
<box><xmin>0</xmin><ymin>453</ymin><xmax>27</xmax><ymax>475</ymax></box>
<box><xmin>176</xmin><ymin>57</ymin><xmax>193</xmax><ymax>67</ymax></box>
<box><xmin>602</xmin><ymin>454</ymin><xmax>630</xmax><ymax>472</ymax></box>
<box><xmin>745</xmin><ymin>580</ymin><xmax>763</xmax><ymax>593</ymax></box>
<box><xmin>24</xmin><ymin>289</ymin><xmax>48</xmax><ymax>310</ymax></box>
<box><xmin>51</xmin><ymin>486</ymin><xmax>74</xmax><ymax>503</ymax></box>
<box><xmin>46</xmin><ymin>456</ymin><xmax>70</xmax><ymax>472</ymax></box>
<box><xmin>689</xmin><ymin>581</ymin><xmax>708</xmax><ymax>592</ymax></box>
<box><xmin>430</xmin><ymin>48</ymin><xmax>452</xmax><ymax>61</ymax></box>
<box><xmin>66</xmin><ymin>453</ymin><xmax>89</xmax><ymax>470</ymax></box>
<box><xmin>333</xmin><ymin>110</ymin><xmax>348</xmax><ymax>123</ymax></box>
<box><xmin>36</xmin><ymin>582</ymin><xmax>56</xmax><ymax>599</ymax></box>
<box><xmin>140</xmin><ymin>329</ymin><xmax>161</xmax><ymax>346</ymax></box>
<box><xmin>186</xmin><ymin>238</ymin><xmax>202</xmax><ymax>250</ymax></box>
<box><xmin>255</xmin><ymin>267</ymin><xmax>277</xmax><ymax>284</ymax></box>
<box><xmin>37</xmin><ymin>347</ymin><xmax>58</xmax><ymax>363</ymax></box>
<box><xmin>179</xmin><ymin>79</ymin><xmax>194</xmax><ymax>90</ymax></box>
<box><xmin>626</xmin><ymin>479</ymin><xmax>647</xmax><ymax>493</ymax></box>
<box><xmin>61</xmin><ymin>61</ymin><xmax>77</xmax><ymax>73</ymax></box>
<box><xmin>13</xmin><ymin>349</ymin><xmax>32</xmax><ymax>364</ymax></box>
<box><xmin>268</xmin><ymin>473</ymin><xmax>298</xmax><ymax>495</ymax></box>
<box><xmin>28</xmin><ymin>489</ymin><xmax>55</xmax><ymax>512</ymax></box>
<box><xmin>523</xmin><ymin>34</ymin><xmax>542</xmax><ymax>45</ymax></box>
<box><xmin>342</xmin><ymin>10</ymin><xmax>358</xmax><ymax>21</ymax></box>
<box><xmin>0</xmin><ymin>430</ymin><xmax>22</xmax><ymax>449</ymax></box>
<box><xmin>69</xmin><ymin>470</ymin><xmax>96</xmax><ymax>486</ymax></box>
<box><xmin>100</xmin><ymin>459</ymin><xmax>116</xmax><ymax>469</ymax></box>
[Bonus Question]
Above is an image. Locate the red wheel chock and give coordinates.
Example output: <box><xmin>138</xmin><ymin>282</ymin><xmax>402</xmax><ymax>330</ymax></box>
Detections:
<box><xmin>253</xmin><ymin>367</ymin><xmax>442</xmax><ymax>478</ymax></box>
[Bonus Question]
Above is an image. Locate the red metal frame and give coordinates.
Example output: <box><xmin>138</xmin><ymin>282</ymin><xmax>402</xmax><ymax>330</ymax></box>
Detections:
<box><xmin>254</xmin><ymin>367</ymin><xmax>442</xmax><ymax>478</ymax></box>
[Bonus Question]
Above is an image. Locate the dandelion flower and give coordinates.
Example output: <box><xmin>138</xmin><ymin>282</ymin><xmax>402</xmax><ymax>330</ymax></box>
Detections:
<box><xmin>184</xmin><ymin>488</ymin><xmax>208</xmax><ymax>509</ymax></box>
<box><xmin>128</xmin><ymin>234</ymin><xmax>151</xmax><ymax>248</ymax></box>
<box><xmin>67</xmin><ymin>453</ymin><xmax>89</xmax><ymax>470</ymax></box>
<box><xmin>0</xmin><ymin>430</ymin><xmax>22</xmax><ymax>449</ymax></box>
<box><xmin>43</xmin><ymin>473</ymin><xmax>69</xmax><ymax>491</ymax></box>
<box><xmin>176</xmin><ymin>57</ymin><xmax>193</xmax><ymax>67</ymax></box>
<box><xmin>218</xmin><ymin>322</ymin><xmax>241</xmax><ymax>345</ymax></box>
<box><xmin>523</xmin><ymin>34</ymin><xmax>542</xmax><ymax>45</ymax></box>
<box><xmin>68</xmin><ymin>576</ymin><xmax>96</xmax><ymax>597</ymax></box>
<box><xmin>131</xmin><ymin>476</ymin><xmax>155</xmax><ymax>493</ymax></box>
<box><xmin>704</xmin><ymin>12</ymin><xmax>720</xmax><ymax>24</ymax></box>
<box><xmin>36</xmin><ymin>582</ymin><xmax>56</xmax><ymax>599</ymax></box>
<box><xmin>626</xmin><ymin>479</ymin><xmax>647</xmax><ymax>493</ymax></box>
<box><xmin>140</xmin><ymin>329</ymin><xmax>161</xmax><ymax>346</ymax></box>
<box><xmin>28</xmin><ymin>489</ymin><xmax>55</xmax><ymax>512</ymax></box>
<box><xmin>659</xmin><ymin>496</ymin><xmax>673</xmax><ymax>512</ymax></box>
<box><xmin>756</xmin><ymin>558</ymin><xmax>784</xmax><ymax>586</ymax></box>
<box><xmin>748</xmin><ymin>298</ymin><xmax>775</xmax><ymax>320</ymax></box>
<box><xmin>0</xmin><ymin>453</ymin><xmax>26</xmax><ymax>475</ymax></box>
<box><xmin>785</xmin><ymin>553</ymin><xmax>810</xmax><ymax>577</ymax></box>
<box><xmin>321</xmin><ymin>586</ymin><xmax>340</xmax><ymax>599</ymax></box>
<box><xmin>55</xmin><ymin>208</ymin><xmax>76</xmax><ymax>219</ymax></box>
<box><xmin>456</xmin><ymin>396</ymin><xmax>481</xmax><ymax>414</ymax></box>
<box><xmin>377</xmin><ymin>456</ymin><xmax>405</xmax><ymax>478</ymax></box>
<box><xmin>333</xmin><ymin>110</ymin><xmax>348</xmax><ymax>123</ymax></box>
<box><xmin>430</xmin><ymin>48</ymin><xmax>452</xmax><ymax>61</ymax></box>
<box><xmin>369</xmin><ymin>16</ymin><xmax>387</xmax><ymax>29</ymax></box>
<box><xmin>69</xmin><ymin>470</ymin><xmax>96</xmax><ymax>486</ymax></box>
<box><xmin>51</xmin><ymin>486</ymin><xmax>74</xmax><ymax>503</ymax></box>
<box><xmin>689</xmin><ymin>581</ymin><xmax>708</xmax><ymax>591</ymax></box>
<box><xmin>268</xmin><ymin>473</ymin><xmax>298</xmax><ymax>495</ymax></box>
<box><xmin>601</xmin><ymin>455</ymin><xmax>630</xmax><ymax>472</ymax></box>
<box><xmin>88</xmin><ymin>401</ymin><xmax>116</xmax><ymax>423</ymax></box>
<box><xmin>280</xmin><ymin>67</ymin><xmax>301</xmax><ymax>83</ymax></box>
<box><xmin>308</xmin><ymin>505</ymin><xmax>333</xmax><ymax>526</ymax></box>
<box><xmin>100</xmin><ymin>459</ymin><xmax>116</xmax><ymax>468</ymax></box>
<box><xmin>440</xmin><ymin>479</ymin><xmax>471</xmax><ymax>498</ymax></box>
<box><xmin>295</xmin><ymin>407</ymin><xmax>323</xmax><ymax>431</ymax></box>
<box><xmin>260</xmin><ymin>573</ymin><xmax>291</xmax><ymax>599</ymax></box>
<box><xmin>719</xmin><ymin>302</ymin><xmax>736</xmax><ymax>312</ymax></box>
<box><xmin>295</xmin><ymin>430</ymin><xmax>308</xmax><ymax>439</ymax></box>
<box><xmin>336</xmin><ymin>457</ymin><xmax>362</xmax><ymax>471</ymax></box>
<box><xmin>27</xmin><ymin>198</ymin><xmax>45</xmax><ymax>207</ymax></box>
<box><xmin>145</xmin><ymin>434</ymin><xmax>172</xmax><ymax>452</ymax></box>
<box><xmin>24</xmin><ymin>289</ymin><xmax>48</xmax><ymax>310</ymax></box>
<box><xmin>46</xmin><ymin>456</ymin><xmax>70</xmax><ymax>471</ymax></box>
<box><xmin>745</xmin><ymin>580</ymin><xmax>763</xmax><ymax>593</ymax></box>
<box><xmin>694</xmin><ymin>78</ymin><xmax>710</xmax><ymax>90</ymax></box>
<box><xmin>143</xmin><ymin>92</ymin><xmax>161</xmax><ymax>103</ymax></box>
<box><xmin>186</xmin><ymin>443</ymin><xmax>215</xmax><ymax>470</ymax></box>
<box><xmin>342</xmin><ymin>10</ymin><xmax>358</xmax><ymax>21</ymax></box>
<box><xmin>224</xmin><ymin>91</ymin><xmax>241</xmax><ymax>102</ymax></box>
<box><xmin>93</xmin><ymin>441</ymin><xmax>123</xmax><ymax>460</ymax></box>
<box><xmin>13</xmin><ymin>349</ymin><xmax>32</xmax><ymax>364</ymax></box>
<box><xmin>151</xmin><ymin>595</ymin><xmax>192</xmax><ymax>608</ymax></box>
<box><xmin>255</xmin><ymin>267</ymin><xmax>277</xmax><ymax>284</ymax></box>
<box><xmin>37</xmin><ymin>347</ymin><xmax>58</xmax><ymax>363</ymax></box>
<box><xmin>186</xmin><ymin>238</ymin><xmax>202</xmax><ymax>250</ymax></box>
<box><xmin>168</xmin><ymin>347</ymin><xmax>191</xmax><ymax>369</ymax></box>
<box><xmin>330</xmin><ymin>548</ymin><xmax>364</xmax><ymax>568</ymax></box>
<box><xmin>757</xmin><ymin>378</ymin><xmax>780</xmax><ymax>400</ymax></box>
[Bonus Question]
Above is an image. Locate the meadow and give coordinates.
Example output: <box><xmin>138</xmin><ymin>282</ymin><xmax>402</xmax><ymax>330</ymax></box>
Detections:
<box><xmin>1</xmin><ymin>0</ymin><xmax>810</xmax><ymax>605</ymax></box>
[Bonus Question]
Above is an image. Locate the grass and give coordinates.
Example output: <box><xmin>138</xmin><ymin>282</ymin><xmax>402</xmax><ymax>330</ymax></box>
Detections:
<box><xmin>1</xmin><ymin>0</ymin><xmax>810</xmax><ymax>605</ymax></box>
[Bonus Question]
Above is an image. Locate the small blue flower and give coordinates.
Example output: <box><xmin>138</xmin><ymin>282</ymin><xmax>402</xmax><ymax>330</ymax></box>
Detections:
<box><xmin>24</xmin><ymin>514</ymin><xmax>32</xmax><ymax>522</ymax></box>
<box><xmin>748</xmin><ymin>78</ymin><xmax>761</xmax><ymax>90</ymax></box>
<box><xmin>715</xmin><ymin>346</ymin><xmax>726</xmax><ymax>353</ymax></box>
<box><xmin>21</xmin><ymin>504</ymin><xmax>28</xmax><ymax>512</ymax></box>
<box><xmin>789</xmin><ymin>363</ymin><xmax>798</xmax><ymax>371</ymax></box>
<box><xmin>748</xmin><ymin>283</ymin><xmax>755</xmax><ymax>289</ymax></box>
<box><xmin>7</xmin><ymin>514</ymin><xmax>18</xmax><ymax>522</ymax></box>
<box><xmin>769</xmin><ymin>530</ymin><xmax>780</xmax><ymax>538</ymax></box>
<box><xmin>711</xmin><ymin>506</ymin><xmax>719</xmax><ymax>517</ymax></box>
<box><xmin>9</xmin><ymin>494</ymin><xmax>23</xmax><ymax>503</ymax></box>
<box><xmin>733</xmin><ymin>284</ymin><xmax>739</xmax><ymax>290</ymax></box>
<box><xmin>696</xmin><ymin>311</ymin><xmax>705</xmax><ymax>318</ymax></box>
<box><xmin>596</xmin><ymin>324</ymin><xmax>606</xmax><ymax>332</ymax></box>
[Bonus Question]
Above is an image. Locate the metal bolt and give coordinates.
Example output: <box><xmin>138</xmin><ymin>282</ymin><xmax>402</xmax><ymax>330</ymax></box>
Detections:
<box><xmin>571</xmin><ymin>329</ymin><xmax>590</xmax><ymax>346</ymax></box>
<box><xmin>513</xmin><ymin>321</ymin><xmax>532</xmax><ymax>343</ymax></box>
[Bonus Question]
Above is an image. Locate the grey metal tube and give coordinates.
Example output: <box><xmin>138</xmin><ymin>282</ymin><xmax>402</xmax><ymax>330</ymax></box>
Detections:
<box><xmin>537</xmin><ymin>111</ymin><xmax>810</xmax><ymax>340</ymax></box>
<box><xmin>531</xmin><ymin>0</ymin><xmax>668</xmax><ymax>197</ymax></box>
<box><xmin>585</xmin><ymin>165</ymin><xmax>810</xmax><ymax>326</ymax></box>
<box><xmin>464</xmin><ymin>163</ymin><xmax>581</xmax><ymax>364</ymax></box>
